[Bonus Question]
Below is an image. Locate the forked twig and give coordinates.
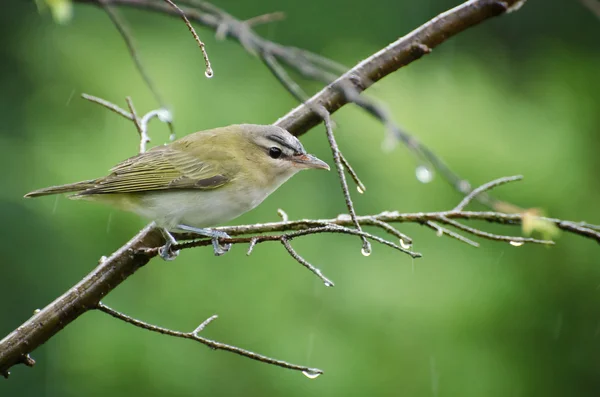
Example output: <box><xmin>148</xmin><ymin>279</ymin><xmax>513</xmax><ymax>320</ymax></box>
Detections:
<box><xmin>318</xmin><ymin>108</ymin><xmax>371</xmax><ymax>255</ymax></box>
<box><xmin>96</xmin><ymin>303</ymin><xmax>322</xmax><ymax>375</ymax></box>
<box><xmin>454</xmin><ymin>175</ymin><xmax>523</xmax><ymax>211</ymax></box>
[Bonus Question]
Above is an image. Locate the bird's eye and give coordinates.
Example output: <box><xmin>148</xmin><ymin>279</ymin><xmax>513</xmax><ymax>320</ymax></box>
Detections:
<box><xmin>268</xmin><ymin>147</ymin><xmax>282</xmax><ymax>159</ymax></box>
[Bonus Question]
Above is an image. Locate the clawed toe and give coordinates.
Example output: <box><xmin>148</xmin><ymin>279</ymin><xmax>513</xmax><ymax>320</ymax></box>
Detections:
<box><xmin>212</xmin><ymin>236</ymin><xmax>232</xmax><ymax>256</ymax></box>
<box><xmin>159</xmin><ymin>241</ymin><xmax>180</xmax><ymax>261</ymax></box>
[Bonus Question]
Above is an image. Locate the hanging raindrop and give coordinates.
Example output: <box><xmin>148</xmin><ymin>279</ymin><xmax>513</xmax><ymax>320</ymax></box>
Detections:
<box><xmin>415</xmin><ymin>165</ymin><xmax>433</xmax><ymax>184</ymax></box>
<box><xmin>302</xmin><ymin>370</ymin><xmax>322</xmax><ymax>379</ymax></box>
<box><xmin>399</xmin><ymin>239</ymin><xmax>412</xmax><ymax>249</ymax></box>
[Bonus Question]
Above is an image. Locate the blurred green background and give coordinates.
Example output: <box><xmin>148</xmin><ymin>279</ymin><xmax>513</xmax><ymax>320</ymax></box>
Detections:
<box><xmin>1</xmin><ymin>0</ymin><xmax>599</xmax><ymax>396</ymax></box>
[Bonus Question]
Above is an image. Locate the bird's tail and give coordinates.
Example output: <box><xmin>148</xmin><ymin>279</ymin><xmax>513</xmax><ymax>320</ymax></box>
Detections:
<box><xmin>24</xmin><ymin>179</ymin><xmax>98</xmax><ymax>198</ymax></box>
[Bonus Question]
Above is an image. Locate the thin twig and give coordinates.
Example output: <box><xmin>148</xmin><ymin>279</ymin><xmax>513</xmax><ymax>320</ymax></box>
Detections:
<box><xmin>173</xmin><ymin>224</ymin><xmax>421</xmax><ymax>258</ymax></box>
<box><xmin>277</xmin><ymin>208</ymin><xmax>289</xmax><ymax>222</ymax></box>
<box><xmin>441</xmin><ymin>216</ymin><xmax>552</xmax><ymax>245</ymax></box>
<box><xmin>281</xmin><ymin>238</ymin><xmax>334</xmax><ymax>287</ymax></box>
<box><xmin>192</xmin><ymin>315</ymin><xmax>218</xmax><ymax>335</ymax></box>
<box><xmin>125</xmin><ymin>96</ymin><xmax>148</xmax><ymax>153</ymax></box>
<box><xmin>366</xmin><ymin>218</ymin><xmax>412</xmax><ymax>245</ymax></box>
<box><xmin>96</xmin><ymin>303</ymin><xmax>321</xmax><ymax>375</ymax></box>
<box><xmin>580</xmin><ymin>0</ymin><xmax>600</xmax><ymax>19</ymax></box>
<box><xmin>81</xmin><ymin>93</ymin><xmax>133</xmax><ymax>120</ymax></box>
<box><xmin>244</xmin><ymin>11</ymin><xmax>285</xmax><ymax>27</ymax></box>
<box><xmin>318</xmin><ymin>108</ymin><xmax>371</xmax><ymax>255</ymax></box>
<box><xmin>454</xmin><ymin>175</ymin><xmax>523</xmax><ymax>211</ymax></box>
<box><xmin>98</xmin><ymin>0</ymin><xmax>166</xmax><ymax>107</ymax></box>
<box><xmin>339</xmin><ymin>153</ymin><xmax>366</xmax><ymax>194</ymax></box>
<box><xmin>163</xmin><ymin>0</ymin><xmax>213</xmax><ymax>77</ymax></box>
<box><xmin>425</xmin><ymin>221</ymin><xmax>480</xmax><ymax>247</ymax></box>
<box><xmin>262</xmin><ymin>52</ymin><xmax>308</xmax><ymax>103</ymax></box>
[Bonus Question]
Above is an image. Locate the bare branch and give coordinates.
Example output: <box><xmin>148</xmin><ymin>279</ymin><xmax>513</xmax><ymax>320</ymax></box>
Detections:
<box><xmin>163</xmin><ymin>0</ymin><xmax>213</xmax><ymax>77</ymax></box>
<box><xmin>5</xmin><ymin>0</ymin><xmax>592</xmax><ymax>379</ymax></box>
<box><xmin>84</xmin><ymin>94</ymin><xmax>173</xmax><ymax>152</ymax></box>
<box><xmin>74</xmin><ymin>0</ymin><xmax>520</xmax><ymax>212</ymax></box>
<box><xmin>340</xmin><ymin>153</ymin><xmax>366</xmax><ymax>194</ymax></box>
<box><xmin>125</xmin><ymin>96</ymin><xmax>147</xmax><ymax>153</ymax></box>
<box><xmin>244</xmin><ymin>11</ymin><xmax>285</xmax><ymax>27</ymax></box>
<box><xmin>81</xmin><ymin>93</ymin><xmax>133</xmax><ymax>120</ymax></box>
<box><xmin>580</xmin><ymin>0</ymin><xmax>600</xmax><ymax>19</ymax></box>
<box><xmin>172</xmin><ymin>223</ymin><xmax>421</xmax><ymax>258</ymax></box>
<box><xmin>96</xmin><ymin>303</ymin><xmax>321</xmax><ymax>375</ymax></box>
<box><xmin>440</xmin><ymin>216</ymin><xmax>552</xmax><ymax>245</ymax></box>
<box><xmin>98</xmin><ymin>0</ymin><xmax>167</xmax><ymax>106</ymax></box>
<box><xmin>425</xmin><ymin>221</ymin><xmax>480</xmax><ymax>247</ymax></box>
<box><xmin>281</xmin><ymin>238</ymin><xmax>334</xmax><ymax>287</ymax></box>
<box><xmin>453</xmin><ymin>175</ymin><xmax>523</xmax><ymax>211</ymax></box>
<box><xmin>318</xmin><ymin>108</ymin><xmax>371</xmax><ymax>255</ymax></box>
<box><xmin>365</xmin><ymin>218</ymin><xmax>412</xmax><ymax>246</ymax></box>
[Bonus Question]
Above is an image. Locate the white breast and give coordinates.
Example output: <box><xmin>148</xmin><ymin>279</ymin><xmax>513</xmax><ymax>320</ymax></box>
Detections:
<box><xmin>132</xmin><ymin>172</ymin><xmax>296</xmax><ymax>231</ymax></box>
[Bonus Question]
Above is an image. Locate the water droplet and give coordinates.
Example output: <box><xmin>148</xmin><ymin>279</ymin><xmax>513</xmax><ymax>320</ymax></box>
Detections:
<box><xmin>356</xmin><ymin>185</ymin><xmax>365</xmax><ymax>194</ymax></box>
<box><xmin>33</xmin><ymin>309</ymin><xmax>41</xmax><ymax>314</ymax></box>
<box><xmin>205</xmin><ymin>70</ymin><xmax>214</xmax><ymax>78</ymax></box>
<box><xmin>416</xmin><ymin>165</ymin><xmax>433</xmax><ymax>184</ymax></box>
<box><xmin>436</xmin><ymin>229</ymin><xmax>443</xmax><ymax>237</ymax></box>
<box><xmin>509</xmin><ymin>241</ymin><xmax>524</xmax><ymax>247</ymax></box>
<box><xmin>302</xmin><ymin>370</ymin><xmax>322</xmax><ymax>379</ymax></box>
<box><xmin>361</xmin><ymin>244</ymin><xmax>372</xmax><ymax>256</ymax></box>
<box><xmin>324</xmin><ymin>281</ymin><xmax>334</xmax><ymax>287</ymax></box>
<box><xmin>399</xmin><ymin>239</ymin><xmax>412</xmax><ymax>249</ymax></box>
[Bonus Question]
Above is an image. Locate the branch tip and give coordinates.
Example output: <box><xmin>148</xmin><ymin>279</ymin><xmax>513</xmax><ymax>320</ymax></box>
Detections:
<box><xmin>192</xmin><ymin>315</ymin><xmax>219</xmax><ymax>336</ymax></box>
<box><xmin>281</xmin><ymin>238</ymin><xmax>334</xmax><ymax>287</ymax></box>
<box><xmin>162</xmin><ymin>0</ymin><xmax>213</xmax><ymax>78</ymax></box>
<box><xmin>454</xmin><ymin>175</ymin><xmax>523</xmax><ymax>212</ymax></box>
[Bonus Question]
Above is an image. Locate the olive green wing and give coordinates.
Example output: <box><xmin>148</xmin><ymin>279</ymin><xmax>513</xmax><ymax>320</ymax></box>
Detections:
<box><xmin>77</xmin><ymin>146</ymin><xmax>232</xmax><ymax>195</ymax></box>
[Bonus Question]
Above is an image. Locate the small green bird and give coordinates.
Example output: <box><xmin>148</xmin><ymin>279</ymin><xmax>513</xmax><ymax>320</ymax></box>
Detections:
<box><xmin>25</xmin><ymin>124</ymin><xmax>329</xmax><ymax>258</ymax></box>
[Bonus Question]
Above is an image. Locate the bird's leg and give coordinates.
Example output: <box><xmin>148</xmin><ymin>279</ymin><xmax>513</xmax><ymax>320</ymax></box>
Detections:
<box><xmin>158</xmin><ymin>228</ymin><xmax>180</xmax><ymax>261</ymax></box>
<box><xmin>175</xmin><ymin>224</ymin><xmax>232</xmax><ymax>256</ymax></box>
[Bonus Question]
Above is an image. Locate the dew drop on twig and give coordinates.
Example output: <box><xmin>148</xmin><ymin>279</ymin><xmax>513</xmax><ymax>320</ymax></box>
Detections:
<box><xmin>416</xmin><ymin>165</ymin><xmax>433</xmax><ymax>184</ymax></box>
<box><xmin>302</xmin><ymin>370</ymin><xmax>322</xmax><ymax>379</ymax></box>
<box><xmin>399</xmin><ymin>239</ymin><xmax>412</xmax><ymax>249</ymax></box>
<box><xmin>205</xmin><ymin>70</ymin><xmax>214</xmax><ymax>78</ymax></box>
<box><xmin>509</xmin><ymin>241</ymin><xmax>524</xmax><ymax>247</ymax></box>
<box><xmin>361</xmin><ymin>243</ymin><xmax>372</xmax><ymax>257</ymax></box>
<box><xmin>436</xmin><ymin>229</ymin><xmax>443</xmax><ymax>237</ymax></box>
<box><xmin>356</xmin><ymin>185</ymin><xmax>365</xmax><ymax>194</ymax></box>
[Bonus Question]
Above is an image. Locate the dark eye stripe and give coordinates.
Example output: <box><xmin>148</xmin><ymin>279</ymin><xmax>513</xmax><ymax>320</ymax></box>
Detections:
<box><xmin>267</xmin><ymin>134</ymin><xmax>303</xmax><ymax>154</ymax></box>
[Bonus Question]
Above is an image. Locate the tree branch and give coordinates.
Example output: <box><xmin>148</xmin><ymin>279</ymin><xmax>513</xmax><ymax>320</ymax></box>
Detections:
<box><xmin>3</xmin><ymin>0</ymin><xmax>583</xmax><ymax>379</ymax></box>
<box><xmin>95</xmin><ymin>303</ymin><xmax>321</xmax><ymax>375</ymax></box>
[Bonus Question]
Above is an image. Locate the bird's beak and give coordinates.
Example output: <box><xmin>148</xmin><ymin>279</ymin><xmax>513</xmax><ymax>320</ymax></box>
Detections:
<box><xmin>292</xmin><ymin>153</ymin><xmax>330</xmax><ymax>170</ymax></box>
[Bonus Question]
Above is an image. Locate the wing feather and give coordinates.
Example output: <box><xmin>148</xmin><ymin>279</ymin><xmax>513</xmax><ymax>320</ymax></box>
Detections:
<box><xmin>78</xmin><ymin>146</ymin><xmax>232</xmax><ymax>195</ymax></box>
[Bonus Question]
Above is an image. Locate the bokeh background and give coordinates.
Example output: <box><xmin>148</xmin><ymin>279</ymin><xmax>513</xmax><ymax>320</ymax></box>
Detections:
<box><xmin>1</xmin><ymin>0</ymin><xmax>599</xmax><ymax>396</ymax></box>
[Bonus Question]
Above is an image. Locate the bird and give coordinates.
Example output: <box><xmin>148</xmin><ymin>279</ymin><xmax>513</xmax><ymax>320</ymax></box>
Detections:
<box><xmin>25</xmin><ymin>124</ymin><xmax>330</xmax><ymax>259</ymax></box>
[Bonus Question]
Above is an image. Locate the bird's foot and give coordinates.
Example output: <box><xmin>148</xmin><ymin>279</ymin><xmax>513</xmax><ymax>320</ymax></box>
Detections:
<box><xmin>211</xmin><ymin>234</ymin><xmax>232</xmax><ymax>256</ymax></box>
<box><xmin>158</xmin><ymin>228</ymin><xmax>180</xmax><ymax>261</ymax></box>
<box><xmin>175</xmin><ymin>225</ymin><xmax>232</xmax><ymax>256</ymax></box>
<box><xmin>159</xmin><ymin>240</ymin><xmax>180</xmax><ymax>261</ymax></box>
